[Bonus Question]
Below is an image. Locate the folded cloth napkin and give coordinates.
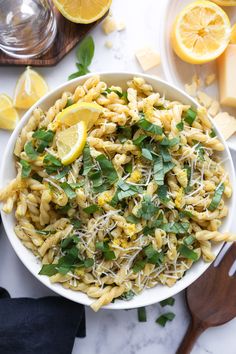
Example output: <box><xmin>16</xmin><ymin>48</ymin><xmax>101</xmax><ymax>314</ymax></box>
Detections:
<box><xmin>0</xmin><ymin>287</ymin><xmax>86</xmax><ymax>354</ymax></box>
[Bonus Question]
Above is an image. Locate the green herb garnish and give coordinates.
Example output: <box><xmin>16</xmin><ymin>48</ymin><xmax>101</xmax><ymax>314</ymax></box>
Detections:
<box><xmin>210</xmin><ymin>129</ymin><xmax>216</xmax><ymax>138</ymax></box>
<box><xmin>160</xmin><ymin>137</ymin><xmax>180</xmax><ymax>147</ymax></box>
<box><xmin>60</xmin><ymin>182</ymin><xmax>77</xmax><ymax>199</ymax></box>
<box><xmin>161</xmin><ymin>222</ymin><xmax>190</xmax><ymax>234</ymax></box>
<box><xmin>138</xmin><ymin>116</ymin><xmax>163</xmax><ymax>135</ymax></box>
<box><xmin>68</xmin><ymin>36</ymin><xmax>94</xmax><ymax>80</ymax></box>
<box><xmin>142</xmin><ymin>148</ymin><xmax>153</xmax><ymax>161</ymax></box>
<box><xmin>184</xmin><ymin>108</ymin><xmax>197</xmax><ymax>125</ymax></box>
<box><xmin>176</xmin><ymin>121</ymin><xmax>184</xmax><ymax>131</ymax></box>
<box><xmin>138</xmin><ymin>307</ymin><xmax>147</xmax><ymax>322</ymax></box>
<box><xmin>83</xmin><ymin>205</ymin><xmax>101</xmax><ymax>214</ymax></box>
<box><xmin>179</xmin><ymin>244</ymin><xmax>198</xmax><ymax>261</ymax></box>
<box><xmin>126</xmin><ymin>214</ymin><xmax>140</xmax><ymax>224</ymax></box>
<box><xmin>160</xmin><ymin>297</ymin><xmax>175</xmax><ymax>307</ymax></box>
<box><xmin>82</xmin><ymin>143</ymin><xmax>94</xmax><ymax>175</ymax></box>
<box><xmin>20</xmin><ymin>159</ymin><xmax>31</xmax><ymax>178</ymax></box>
<box><xmin>96</xmin><ymin>241</ymin><xmax>116</xmax><ymax>260</ymax></box>
<box><xmin>208</xmin><ymin>183</ymin><xmax>225</xmax><ymax>211</ymax></box>
<box><xmin>120</xmin><ymin>290</ymin><xmax>135</xmax><ymax>301</ymax></box>
<box><xmin>24</xmin><ymin>141</ymin><xmax>38</xmax><ymax>160</ymax></box>
<box><xmin>137</xmin><ymin>195</ymin><xmax>159</xmax><ymax>220</ymax></box>
<box><xmin>156</xmin><ymin>312</ymin><xmax>175</xmax><ymax>327</ymax></box>
<box><xmin>117</xmin><ymin>126</ymin><xmax>132</xmax><ymax>143</ymax></box>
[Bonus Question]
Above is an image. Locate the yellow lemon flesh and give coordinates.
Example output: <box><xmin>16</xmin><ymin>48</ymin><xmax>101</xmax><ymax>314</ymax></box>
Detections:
<box><xmin>13</xmin><ymin>66</ymin><xmax>48</xmax><ymax>110</ymax></box>
<box><xmin>52</xmin><ymin>0</ymin><xmax>112</xmax><ymax>24</ymax></box>
<box><xmin>211</xmin><ymin>0</ymin><xmax>236</xmax><ymax>5</ymax></box>
<box><xmin>0</xmin><ymin>94</ymin><xmax>19</xmax><ymax>130</ymax></box>
<box><xmin>56</xmin><ymin>121</ymin><xmax>87</xmax><ymax>165</ymax></box>
<box><xmin>171</xmin><ymin>0</ymin><xmax>231</xmax><ymax>64</ymax></box>
<box><xmin>57</xmin><ymin>102</ymin><xmax>103</xmax><ymax>129</ymax></box>
<box><xmin>230</xmin><ymin>23</ymin><xmax>236</xmax><ymax>43</ymax></box>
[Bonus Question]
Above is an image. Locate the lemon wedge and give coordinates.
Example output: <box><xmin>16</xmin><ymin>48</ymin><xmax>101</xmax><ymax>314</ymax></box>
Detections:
<box><xmin>56</xmin><ymin>121</ymin><xmax>87</xmax><ymax>165</ymax></box>
<box><xmin>230</xmin><ymin>23</ymin><xmax>236</xmax><ymax>43</ymax></box>
<box><xmin>13</xmin><ymin>66</ymin><xmax>48</xmax><ymax>110</ymax></box>
<box><xmin>171</xmin><ymin>0</ymin><xmax>231</xmax><ymax>64</ymax></box>
<box><xmin>57</xmin><ymin>102</ymin><xmax>103</xmax><ymax>129</ymax></box>
<box><xmin>211</xmin><ymin>0</ymin><xmax>236</xmax><ymax>5</ymax></box>
<box><xmin>52</xmin><ymin>0</ymin><xmax>112</xmax><ymax>24</ymax></box>
<box><xmin>0</xmin><ymin>94</ymin><xmax>19</xmax><ymax>130</ymax></box>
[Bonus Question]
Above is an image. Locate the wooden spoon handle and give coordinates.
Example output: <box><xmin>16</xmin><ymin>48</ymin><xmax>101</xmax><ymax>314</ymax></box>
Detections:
<box><xmin>176</xmin><ymin>317</ymin><xmax>207</xmax><ymax>354</ymax></box>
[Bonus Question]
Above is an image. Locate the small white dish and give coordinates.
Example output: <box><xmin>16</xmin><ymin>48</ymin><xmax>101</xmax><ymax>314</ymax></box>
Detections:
<box><xmin>1</xmin><ymin>72</ymin><xmax>235</xmax><ymax>309</ymax></box>
<box><xmin>160</xmin><ymin>0</ymin><xmax>236</xmax><ymax>151</ymax></box>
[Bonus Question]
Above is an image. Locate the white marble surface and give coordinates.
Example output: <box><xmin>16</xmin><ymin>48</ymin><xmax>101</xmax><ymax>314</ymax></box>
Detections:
<box><xmin>0</xmin><ymin>1</ymin><xmax>236</xmax><ymax>353</ymax></box>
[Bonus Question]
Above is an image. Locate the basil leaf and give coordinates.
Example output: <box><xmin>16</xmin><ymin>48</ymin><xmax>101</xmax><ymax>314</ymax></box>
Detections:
<box><xmin>84</xmin><ymin>258</ymin><xmax>94</xmax><ymax>268</ymax></box>
<box><xmin>184</xmin><ymin>108</ymin><xmax>197</xmax><ymax>125</ymax></box>
<box><xmin>179</xmin><ymin>244</ymin><xmax>198</xmax><ymax>261</ymax></box>
<box><xmin>138</xmin><ymin>307</ymin><xmax>147</xmax><ymax>322</ymax></box>
<box><xmin>161</xmin><ymin>222</ymin><xmax>190</xmax><ymax>234</ymax></box>
<box><xmin>153</xmin><ymin>156</ymin><xmax>164</xmax><ymax>186</ymax></box>
<box><xmin>137</xmin><ymin>195</ymin><xmax>159</xmax><ymax>220</ymax></box>
<box><xmin>60</xmin><ymin>182</ymin><xmax>77</xmax><ymax>199</ymax></box>
<box><xmin>61</xmin><ymin>235</ymin><xmax>79</xmax><ymax>250</ymax></box>
<box><xmin>124</xmin><ymin>161</ymin><xmax>133</xmax><ymax>174</ymax></box>
<box><xmin>156</xmin><ymin>312</ymin><xmax>175</xmax><ymax>327</ymax></box>
<box><xmin>157</xmin><ymin>185</ymin><xmax>169</xmax><ymax>202</ymax></box>
<box><xmin>68</xmin><ymin>67</ymin><xmax>89</xmax><ymax>80</ymax></box>
<box><xmin>160</xmin><ymin>137</ymin><xmax>180</xmax><ymax>147</ymax></box>
<box><xmin>110</xmin><ymin>180</ymin><xmax>142</xmax><ymax>206</ymax></box>
<box><xmin>126</xmin><ymin>215</ymin><xmax>140</xmax><ymax>224</ymax></box>
<box><xmin>195</xmin><ymin>143</ymin><xmax>205</xmax><ymax>161</ymax></box>
<box><xmin>133</xmin><ymin>259</ymin><xmax>147</xmax><ymax>273</ymax></box>
<box><xmin>117</xmin><ymin>126</ymin><xmax>132</xmax><ymax>143</ymax></box>
<box><xmin>44</xmin><ymin>153</ymin><xmax>62</xmax><ymax>167</ymax></box>
<box><xmin>144</xmin><ymin>244</ymin><xmax>157</xmax><ymax>259</ymax></box>
<box><xmin>138</xmin><ymin>116</ymin><xmax>163</xmax><ymax>135</ymax></box>
<box><xmin>20</xmin><ymin>159</ymin><xmax>31</xmax><ymax>178</ymax></box>
<box><xmin>142</xmin><ymin>148</ymin><xmax>153</xmax><ymax>161</ymax></box>
<box><xmin>96</xmin><ymin>241</ymin><xmax>116</xmax><ymax>260</ymax></box>
<box><xmin>54</xmin><ymin>166</ymin><xmax>70</xmax><ymax>180</ymax></box>
<box><xmin>176</xmin><ymin>121</ymin><xmax>184</xmax><ymax>131</ymax></box>
<box><xmin>70</xmin><ymin>182</ymin><xmax>84</xmax><ymax>189</ymax></box>
<box><xmin>39</xmin><ymin>264</ymin><xmax>58</xmax><ymax>276</ymax></box>
<box><xmin>82</xmin><ymin>143</ymin><xmax>94</xmax><ymax>175</ymax></box>
<box><xmin>184</xmin><ymin>235</ymin><xmax>195</xmax><ymax>246</ymax></box>
<box><xmin>210</xmin><ymin>129</ymin><xmax>216</xmax><ymax>138</ymax></box>
<box><xmin>32</xmin><ymin>173</ymin><xmax>43</xmax><ymax>183</ymax></box>
<box><xmin>102</xmin><ymin>88</ymin><xmax>125</xmax><ymax>99</ymax></box>
<box><xmin>163</xmin><ymin>161</ymin><xmax>175</xmax><ymax>174</ymax></box>
<box><xmin>96</xmin><ymin>154</ymin><xmax>118</xmax><ymax>186</ymax></box>
<box><xmin>83</xmin><ymin>205</ymin><xmax>101</xmax><ymax>214</ymax></box>
<box><xmin>133</xmin><ymin>135</ymin><xmax>148</xmax><ymax>147</ymax></box>
<box><xmin>179</xmin><ymin>210</ymin><xmax>193</xmax><ymax>219</ymax></box>
<box><xmin>160</xmin><ymin>297</ymin><xmax>175</xmax><ymax>307</ymax></box>
<box><xmin>71</xmin><ymin>219</ymin><xmax>81</xmax><ymax>229</ymax></box>
<box><xmin>159</xmin><ymin>146</ymin><xmax>172</xmax><ymax>162</ymax></box>
<box><xmin>119</xmin><ymin>290</ymin><xmax>135</xmax><ymax>301</ymax></box>
<box><xmin>76</xmin><ymin>36</ymin><xmax>95</xmax><ymax>68</ymax></box>
<box><xmin>33</xmin><ymin>129</ymin><xmax>54</xmax><ymax>143</ymax></box>
<box><xmin>24</xmin><ymin>141</ymin><xmax>38</xmax><ymax>160</ymax></box>
<box><xmin>37</xmin><ymin>141</ymin><xmax>49</xmax><ymax>153</ymax></box>
<box><xmin>208</xmin><ymin>183</ymin><xmax>224</xmax><ymax>211</ymax></box>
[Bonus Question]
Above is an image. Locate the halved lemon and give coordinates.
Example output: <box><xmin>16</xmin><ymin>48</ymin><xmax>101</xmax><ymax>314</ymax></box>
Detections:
<box><xmin>52</xmin><ymin>0</ymin><xmax>112</xmax><ymax>24</ymax></box>
<box><xmin>57</xmin><ymin>102</ymin><xmax>103</xmax><ymax>129</ymax></box>
<box><xmin>211</xmin><ymin>0</ymin><xmax>236</xmax><ymax>5</ymax></box>
<box><xmin>56</xmin><ymin>121</ymin><xmax>87</xmax><ymax>165</ymax></box>
<box><xmin>230</xmin><ymin>23</ymin><xmax>236</xmax><ymax>43</ymax></box>
<box><xmin>13</xmin><ymin>66</ymin><xmax>48</xmax><ymax>110</ymax></box>
<box><xmin>0</xmin><ymin>94</ymin><xmax>19</xmax><ymax>130</ymax></box>
<box><xmin>171</xmin><ymin>0</ymin><xmax>231</xmax><ymax>64</ymax></box>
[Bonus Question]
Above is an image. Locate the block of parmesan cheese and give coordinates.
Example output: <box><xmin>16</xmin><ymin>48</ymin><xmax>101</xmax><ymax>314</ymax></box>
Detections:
<box><xmin>135</xmin><ymin>47</ymin><xmax>161</xmax><ymax>71</ymax></box>
<box><xmin>213</xmin><ymin>112</ymin><xmax>236</xmax><ymax>140</ymax></box>
<box><xmin>218</xmin><ymin>45</ymin><xmax>236</xmax><ymax>107</ymax></box>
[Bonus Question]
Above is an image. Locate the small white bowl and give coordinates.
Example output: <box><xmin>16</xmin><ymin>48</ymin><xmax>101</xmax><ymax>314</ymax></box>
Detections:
<box><xmin>1</xmin><ymin>72</ymin><xmax>235</xmax><ymax>309</ymax></box>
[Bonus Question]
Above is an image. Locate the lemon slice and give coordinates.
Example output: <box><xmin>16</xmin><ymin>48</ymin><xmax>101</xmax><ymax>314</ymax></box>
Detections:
<box><xmin>57</xmin><ymin>102</ymin><xmax>103</xmax><ymax>129</ymax></box>
<box><xmin>0</xmin><ymin>94</ymin><xmax>19</xmax><ymax>130</ymax></box>
<box><xmin>52</xmin><ymin>0</ymin><xmax>112</xmax><ymax>24</ymax></box>
<box><xmin>56</xmin><ymin>121</ymin><xmax>87</xmax><ymax>165</ymax></box>
<box><xmin>211</xmin><ymin>0</ymin><xmax>236</xmax><ymax>5</ymax></box>
<box><xmin>13</xmin><ymin>66</ymin><xmax>48</xmax><ymax>110</ymax></box>
<box><xmin>230</xmin><ymin>23</ymin><xmax>236</xmax><ymax>43</ymax></box>
<box><xmin>171</xmin><ymin>0</ymin><xmax>231</xmax><ymax>64</ymax></box>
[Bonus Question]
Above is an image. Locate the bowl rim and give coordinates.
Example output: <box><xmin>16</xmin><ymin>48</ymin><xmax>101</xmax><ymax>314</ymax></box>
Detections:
<box><xmin>1</xmin><ymin>71</ymin><xmax>235</xmax><ymax>310</ymax></box>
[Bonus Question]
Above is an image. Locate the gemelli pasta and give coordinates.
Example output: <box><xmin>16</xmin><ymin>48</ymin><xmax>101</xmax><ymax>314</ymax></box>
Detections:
<box><xmin>0</xmin><ymin>75</ymin><xmax>235</xmax><ymax>311</ymax></box>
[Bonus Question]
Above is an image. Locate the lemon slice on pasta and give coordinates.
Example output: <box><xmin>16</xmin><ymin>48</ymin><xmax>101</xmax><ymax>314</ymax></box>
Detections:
<box><xmin>56</xmin><ymin>121</ymin><xmax>87</xmax><ymax>165</ymax></box>
<box><xmin>0</xmin><ymin>94</ymin><xmax>19</xmax><ymax>130</ymax></box>
<box><xmin>57</xmin><ymin>102</ymin><xmax>103</xmax><ymax>129</ymax></box>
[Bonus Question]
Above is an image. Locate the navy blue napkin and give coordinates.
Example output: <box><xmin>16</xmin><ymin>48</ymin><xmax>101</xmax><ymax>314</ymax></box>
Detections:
<box><xmin>0</xmin><ymin>287</ymin><xmax>86</xmax><ymax>354</ymax></box>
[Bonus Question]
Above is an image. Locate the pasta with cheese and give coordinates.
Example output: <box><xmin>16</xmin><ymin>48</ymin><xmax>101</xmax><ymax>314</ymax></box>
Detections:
<box><xmin>0</xmin><ymin>75</ymin><xmax>235</xmax><ymax>311</ymax></box>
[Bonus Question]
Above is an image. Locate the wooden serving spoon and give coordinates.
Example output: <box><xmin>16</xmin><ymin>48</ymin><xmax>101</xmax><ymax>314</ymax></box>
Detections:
<box><xmin>176</xmin><ymin>243</ymin><xmax>236</xmax><ymax>354</ymax></box>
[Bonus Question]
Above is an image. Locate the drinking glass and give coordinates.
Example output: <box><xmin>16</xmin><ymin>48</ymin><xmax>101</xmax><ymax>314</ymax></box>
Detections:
<box><xmin>0</xmin><ymin>0</ymin><xmax>57</xmax><ymax>58</ymax></box>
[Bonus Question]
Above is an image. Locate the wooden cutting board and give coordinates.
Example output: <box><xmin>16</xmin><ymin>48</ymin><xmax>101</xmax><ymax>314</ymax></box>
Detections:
<box><xmin>0</xmin><ymin>10</ymin><xmax>108</xmax><ymax>67</ymax></box>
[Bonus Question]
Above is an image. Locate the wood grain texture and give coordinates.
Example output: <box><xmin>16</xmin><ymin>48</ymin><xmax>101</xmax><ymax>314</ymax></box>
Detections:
<box><xmin>0</xmin><ymin>9</ymin><xmax>108</xmax><ymax>66</ymax></box>
<box><xmin>176</xmin><ymin>243</ymin><xmax>236</xmax><ymax>354</ymax></box>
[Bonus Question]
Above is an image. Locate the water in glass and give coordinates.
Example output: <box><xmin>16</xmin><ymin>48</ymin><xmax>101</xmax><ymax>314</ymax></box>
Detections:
<box><xmin>0</xmin><ymin>0</ymin><xmax>57</xmax><ymax>58</ymax></box>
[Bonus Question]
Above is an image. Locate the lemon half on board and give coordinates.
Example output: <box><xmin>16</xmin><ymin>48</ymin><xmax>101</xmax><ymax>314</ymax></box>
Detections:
<box><xmin>56</xmin><ymin>121</ymin><xmax>87</xmax><ymax>165</ymax></box>
<box><xmin>171</xmin><ymin>0</ymin><xmax>231</xmax><ymax>64</ymax></box>
<box><xmin>0</xmin><ymin>94</ymin><xmax>19</xmax><ymax>130</ymax></box>
<box><xmin>52</xmin><ymin>0</ymin><xmax>112</xmax><ymax>24</ymax></box>
<box><xmin>13</xmin><ymin>67</ymin><xmax>48</xmax><ymax>110</ymax></box>
<box><xmin>211</xmin><ymin>0</ymin><xmax>236</xmax><ymax>5</ymax></box>
<box><xmin>57</xmin><ymin>102</ymin><xmax>103</xmax><ymax>130</ymax></box>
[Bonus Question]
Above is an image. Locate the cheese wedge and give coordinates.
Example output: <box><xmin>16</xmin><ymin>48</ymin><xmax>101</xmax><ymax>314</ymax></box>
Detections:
<box><xmin>218</xmin><ymin>44</ymin><xmax>236</xmax><ymax>107</ymax></box>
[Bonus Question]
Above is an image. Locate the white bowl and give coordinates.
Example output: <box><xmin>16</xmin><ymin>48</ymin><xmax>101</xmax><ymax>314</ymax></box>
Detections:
<box><xmin>1</xmin><ymin>72</ymin><xmax>235</xmax><ymax>309</ymax></box>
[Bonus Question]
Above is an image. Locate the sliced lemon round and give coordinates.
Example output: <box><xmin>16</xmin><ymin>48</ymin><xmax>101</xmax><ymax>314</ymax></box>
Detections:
<box><xmin>230</xmin><ymin>23</ymin><xmax>236</xmax><ymax>43</ymax></box>
<box><xmin>57</xmin><ymin>102</ymin><xmax>103</xmax><ymax>129</ymax></box>
<box><xmin>56</xmin><ymin>121</ymin><xmax>87</xmax><ymax>165</ymax></box>
<box><xmin>0</xmin><ymin>94</ymin><xmax>19</xmax><ymax>130</ymax></box>
<box><xmin>13</xmin><ymin>66</ymin><xmax>48</xmax><ymax>110</ymax></box>
<box><xmin>171</xmin><ymin>0</ymin><xmax>231</xmax><ymax>64</ymax></box>
<box><xmin>52</xmin><ymin>0</ymin><xmax>112</xmax><ymax>24</ymax></box>
<box><xmin>211</xmin><ymin>0</ymin><xmax>236</xmax><ymax>5</ymax></box>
